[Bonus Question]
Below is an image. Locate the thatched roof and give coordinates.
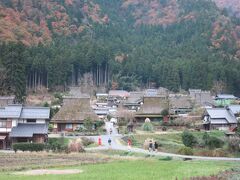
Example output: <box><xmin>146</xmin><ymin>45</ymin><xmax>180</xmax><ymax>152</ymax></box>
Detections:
<box><xmin>170</xmin><ymin>95</ymin><xmax>193</xmax><ymax>109</ymax></box>
<box><xmin>136</xmin><ymin>96</ymin><xmax>168</xmax><ymax>115</ymax></box>
<box><xmin>52</xmin><ymin>97</ymin><xmax>98</xmax><ymax>123</ymax></box>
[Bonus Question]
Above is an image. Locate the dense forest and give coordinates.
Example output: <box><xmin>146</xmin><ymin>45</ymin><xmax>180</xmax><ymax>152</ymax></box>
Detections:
<box><xmin>1</xmin><ymin>0</ymin><xmax>240</xmax><ymax>102</ymax></box>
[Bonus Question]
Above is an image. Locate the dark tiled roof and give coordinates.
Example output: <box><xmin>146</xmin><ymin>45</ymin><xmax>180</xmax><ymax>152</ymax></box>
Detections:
<box><xmin>0</xmin><ymin>105</ymin><xmax>22</xmax><ymax>118</ymax></box>
<box><xmin>0</xmin><ymin>105</ymin><xmax>50</xmax><ymax>119</ymax></box>
<box><xmin>20</xmin><ymin>107</ymin><xmax>50</xmax><ymax>119</ymax></box>
<box><xmin>206</xmin><ymin>108</ymin><xmax>237</xmax><ymax>124</ymax></box>
<box><xmin>10</xmin><ymin>123</ymin><xmax>48</xmax><ymax>137</ymax></box>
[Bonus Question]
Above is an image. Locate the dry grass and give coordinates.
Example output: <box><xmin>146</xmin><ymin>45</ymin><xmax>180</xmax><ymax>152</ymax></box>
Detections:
<box><xmin>0</xmin><ymin>152</ymin><xmax>112</xmax><ymax>172</ymax></box>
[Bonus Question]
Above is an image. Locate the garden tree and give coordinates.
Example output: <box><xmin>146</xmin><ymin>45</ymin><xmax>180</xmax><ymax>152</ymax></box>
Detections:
<box><xmin>161</xmin><ymin>109</ymin><xmax>169</xmax><ymax>117</ymax></box>
<box><xmin>1</xmin><ymin>43</ymin><xmax>26</xmax><ymax>103</ymax></box>
<box><xmin>182</xmin><ymin>131</ymin><xmax>198</xmax><ymax>148</ymax></box>
<box><xmin>142</xmin><ymin>122</ymin><xmax>154</xmax><ymax>132</ymax></box>
<box><xmin>84</xmin><ymin>118</ymin><xmax>94</xmax><ymax>131</ymax></box>
<box><xmin>211</xmin><ymin>81</ymin><xmax>227</xmax><ymax>95</ymax></box>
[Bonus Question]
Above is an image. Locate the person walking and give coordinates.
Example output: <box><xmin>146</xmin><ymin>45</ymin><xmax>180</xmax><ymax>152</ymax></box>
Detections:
<box><xmin>98</xmin><ymin>136</ymin><xmax>102</xmax><ymax>146</ymax></box>
<box><xmin>149</xmin><ymin>140</ymin><xmax>153</xmax><ymax>152</ymax></box>
<box><xmin>108</xmin><ymin>138</ymin><xmax>112</xmax><ymax>146</ymax></box>
<box><xmin>127</xmin><ymin>139</ymin><xmax>132</xmax><ymax>152</ymax></box>
<box><xmin>154</xmin><ymin>141</ymin><xmax>159</xmax><ymax>152</ymax></box>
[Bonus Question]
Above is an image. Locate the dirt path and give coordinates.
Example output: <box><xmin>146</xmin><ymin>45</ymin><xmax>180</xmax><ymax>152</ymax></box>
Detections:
<box><xmin>14</xmin><ymin>169</ymin><xmax>83</xmax><ymax>175</ymax></box>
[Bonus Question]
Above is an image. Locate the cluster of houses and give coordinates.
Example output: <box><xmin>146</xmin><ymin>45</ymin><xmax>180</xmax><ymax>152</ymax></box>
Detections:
<box><xmin>93</xmin><ymin>88</ymin><xmax>240</xmax><ymax>129</ymax></box>
<box><xmin>0</xmin><ymin>96</ymin><xmax>50</xmax><ymax>149</ymax></box>
<box><xmin>0</xmin><ymin>88</ymin><xmax>239</xmax><ymax>150</ymax></box>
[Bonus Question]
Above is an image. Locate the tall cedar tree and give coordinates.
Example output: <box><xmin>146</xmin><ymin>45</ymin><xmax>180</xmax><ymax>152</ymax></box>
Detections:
<box><xmin>2</xmin><ymin>43</ymin><xmax>26</xmax><ymax>103</ymax></box>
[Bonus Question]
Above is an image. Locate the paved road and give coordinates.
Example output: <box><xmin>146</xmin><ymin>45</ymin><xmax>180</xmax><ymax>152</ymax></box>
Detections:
<box><xmin>86</xmin><ymin>122</ymin><xmax>240</xmax><ymax>161</ymax></box>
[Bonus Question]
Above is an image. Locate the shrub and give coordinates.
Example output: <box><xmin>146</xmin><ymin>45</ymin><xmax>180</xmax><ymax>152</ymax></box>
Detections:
<box><xmin>159</xmin><ymin>156</ymin><xmax>172</xmax><ymax>161</ymax></box>
<box><xmin>46</xmin><ymin>138</ymin><xmax>66</xmax><ymax>152</ymax></box>
<box><xmin>170</xmin><ymin>118</ymin><xmax>192</xmax><ymax>127</ymax></box>
<box><xmin>228</xmin><ymin>136</ymin><xmax>240</xmax><ymax>152</ymax></box>
<box><xmin>84</xmin><ymin>118</ymin><xmax>94</xmax><ymax>131</ymax></box>
<box><xmin>13</xmin><ymin>143</ymin><xmax>45</xmax><ymax>152</ymax></box>
<box><xmin>178</xmin><ymin>146</ymin><xmax>193</xmax><ymax>155</ymax></box>
<box><xmin>212</xmin><ymin>149</ymin><xmax>227</xmax><ymax>157</ymax></box>
<box><xmin>206</xmin><ymin>136</ymin><xmax>224</xmax><ymax>150</ymax></box>
<box><xmin>81</xmin><ymin>137</ymin><xmax>94</xmax><ymax>147</ymax></box>
<box><xmin>95</xmin><ymin>121</ymin><xmax>104</xmax><ymax>128</ymax></box>
<box><xmin>118</xmin><ymin>118</ymin><xmax>128</xmax><ymax>126</ymax></box>
<box><xmin>202</xmin><ymin>132</ymin><xmax>210</xmax><ymax>146</ymax></box>
<box><xmin>48</xmin><ymin>124</ymin><xmax>54</xmax><ymax>132</ymax></box>
<box><xmin>182</xmin><ymin>131</ymin><xmax>198</xmax><ymax>148</ymax></box>
<box><xmin>161</xmin><ymin>109</ymin><xmax>169</xmax><ymax>117</ymax></box>
<box><xmin>142</xmin><ymin>122</ymin><xmax>154</xmax><ymax>132</ymax></box>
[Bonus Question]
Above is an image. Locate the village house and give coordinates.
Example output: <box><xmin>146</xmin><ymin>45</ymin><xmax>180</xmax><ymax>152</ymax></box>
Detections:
<box><xmin>189</xmin><ymin>89</ymin><xmax>214</xmax><ymax>107</ymax></box>
<box><xmin>0</xmin><ymin>96</ymin><xmax>15</xmax><ymax>107</ymax></box>
<box><xmin>227</xmin><ymin>105</ymin><xmax>240</xmax><ymax>118</ymax></box>
<box><xmin>51</xmin><ymin>96</ymin><xmax>98</xmax><ymax>132</ymax></box>
<box><xmin>0</xmin><ymin>104</ymin><xmax>50</xmax><ymax>149</ymax></box>
<box><xmin>108</xmin><ymin>90</ymin><xmax>130</xmax><ymax>100</ymax></box>
<box><xmin>203</xmin><ymin>108</ymin><xmax>237</xmax><ymax>130</ymax></box>
<box><xmin>123</xmin><ymin>91</ymin><xmax>143</xmax><ymax>111</ymax></box>
<box><xmin>215</xmin><ymin>94</ymin><xmax>238</xmax><ymax>107</ymax></box>
<box><xmin>170</xmin><ymin>95</ymin><xmax>193</xmax><ymax>115</ymax></box>
<box><xmin>135</xmin><ymin>95</ymin><xmax>168</xmax><ymax>121</ymax></box>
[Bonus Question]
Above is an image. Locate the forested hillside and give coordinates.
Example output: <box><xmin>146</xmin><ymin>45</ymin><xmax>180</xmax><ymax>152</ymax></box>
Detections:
<box><xmin>0</xmin><ymin>0</ymin><xmax>240</xmax><ymax>102</ymax></box>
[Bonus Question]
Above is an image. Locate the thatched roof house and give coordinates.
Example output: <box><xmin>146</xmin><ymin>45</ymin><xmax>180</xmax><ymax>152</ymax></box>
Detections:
<box><xmin>52</xmin><ymin>96</ymin><xmax>98</xmax><ymax>132</ymax></box>
<box><xmin>170</xmin><ymin>95</ymin><xmax>193</xmax><ymax>114</ymax></box>
<box><xmin>135</xmin><ymin>96</ymin><xmax>168</xmax><ymax>120</ymax></box>
<box><xmin>189</xmin><ymin>89</ymin><xmax>214</xmax><ymax>107</ymax></box>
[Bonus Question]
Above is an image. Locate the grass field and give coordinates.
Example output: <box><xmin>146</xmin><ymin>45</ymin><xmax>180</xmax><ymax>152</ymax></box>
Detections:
<box><xmin>0</xmin><ymin>158</ymin><xmax>239</xmax><ymax>180</ymax></box>
<box><xmin>124</xmin><ymin>130</ymin><xmax>239</xmax><ymax>157</ymax></box>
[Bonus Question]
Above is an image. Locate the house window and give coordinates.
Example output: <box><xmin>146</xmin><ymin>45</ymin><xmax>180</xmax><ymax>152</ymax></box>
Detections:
<box><xmin>0</xmin><ymin>121</ymin><xmax>6</xmax><ymax>128</ymax></box>
<box><xmin>66</xmin><ymin>124</ymin><xmax>73</xmax><ymax>129</ymax></box>
<box><xmin>27</xmin><ymin>119</ymin><xmax>36</xmax><ymax>123</ymax></box>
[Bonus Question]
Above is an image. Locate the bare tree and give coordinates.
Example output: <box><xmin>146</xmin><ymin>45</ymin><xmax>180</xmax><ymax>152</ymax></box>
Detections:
<box><xmin>211</xmin><ymin>80</ymin><xmax>227</xmax><ymax>95</ymax></box>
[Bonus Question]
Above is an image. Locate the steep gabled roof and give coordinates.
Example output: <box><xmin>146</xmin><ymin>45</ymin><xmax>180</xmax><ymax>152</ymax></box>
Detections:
<box><xmin>206</xmin><ymin>108</ymin><xmax>237</xmax><ymax>124</ymax></box>
<box><xmin>52</xmin><ymin>97</ymin><xmax>98</xmax><ymax>123</ymax></box>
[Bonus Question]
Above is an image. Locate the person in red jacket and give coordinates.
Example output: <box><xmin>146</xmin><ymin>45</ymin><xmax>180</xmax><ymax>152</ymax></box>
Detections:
<box><xmin>98</xmin><ymin>136</ymin><xmax>102</xmax><ymax>146</ymax></box>
<box><xmin>127</xmin><ymin>139</ymin><xmax>132</xmax><ymax>151</ymax></box>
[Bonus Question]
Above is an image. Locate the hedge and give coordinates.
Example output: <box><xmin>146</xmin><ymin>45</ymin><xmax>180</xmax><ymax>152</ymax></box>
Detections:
<box><xmin>13</xmin><ymin>143</ymin><xmax>45</xmax><ymax>152</ymax></box>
